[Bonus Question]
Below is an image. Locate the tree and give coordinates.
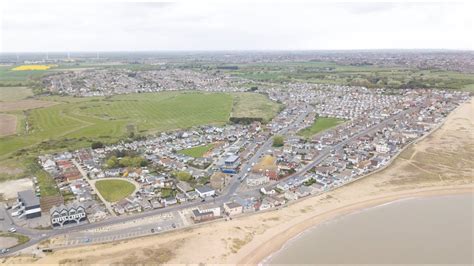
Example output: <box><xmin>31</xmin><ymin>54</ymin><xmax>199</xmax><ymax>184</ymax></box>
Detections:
<box><xmin>106</xmin><ymin>156</ymin><xmax>119</xmax><ymax>168</ymax></box>
<box><xmin>91</xmin><ymin>141</ymin><xmax>104</xmax><ymax>149</ymax></box>
<box><xmin>272</xmin><ymin>135</ymin><xmax>284</xmax><ymax>147</ymax></box>
<box><xmin>175</xmin><ymin>171</ymin><xmax>193</xmax><ymax>182</ymax></box>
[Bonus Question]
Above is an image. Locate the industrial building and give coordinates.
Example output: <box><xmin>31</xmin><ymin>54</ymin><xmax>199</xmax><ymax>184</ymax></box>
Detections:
<box><xmin>13</xmin><ymin>190</ymin><xmax>42</xmax><ymax>219</ymax></box>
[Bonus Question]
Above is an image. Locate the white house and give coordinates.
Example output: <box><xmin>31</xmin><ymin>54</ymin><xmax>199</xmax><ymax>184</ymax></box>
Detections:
<box><xmin>195</xmin><ymin>185</ymin><xmax>215</xmax><ymax>198</ymax></box>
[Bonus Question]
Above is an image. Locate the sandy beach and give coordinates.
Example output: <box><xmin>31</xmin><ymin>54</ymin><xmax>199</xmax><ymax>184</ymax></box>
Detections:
<box><xmin>2</xmin><ymin>97</ymin><xmax>473</xmax><ymax>265</ymax></box>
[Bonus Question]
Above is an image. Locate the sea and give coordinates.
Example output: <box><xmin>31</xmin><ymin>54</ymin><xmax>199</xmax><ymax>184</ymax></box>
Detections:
<box><xmin>264</xmin><ymin>194</ymin><xmax>473</xmax><ymax>265</ymax></box>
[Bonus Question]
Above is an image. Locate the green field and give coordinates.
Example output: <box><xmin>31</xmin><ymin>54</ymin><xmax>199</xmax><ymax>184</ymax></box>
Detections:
<box><xmin>0</xmin><ymin>66</ymin><xmax>49</xmax><ymax>87</ymax></box>
<box><xmin>178</xmin><ymin>144</ymin><xmax>214</xmax><ymax>158</ymax></box>
<box><xmin>231</xmin><ymin>92</ymin><xmax>282</xmax><ymax>122</ymax></box>
<box><xmin>37</xmin><ymin>170</ymin><xmax>60</xmax><ymax>197</ymax></box>
<box><xmin>298</xmin><ymin>117</ymin><xmax>345</xmax><ymax>138</ymax></box>
<box><xmin>95</xmin><ymin>179</ymin><xmax>136</xmax><ymax>202</ymax></box>
<box><xmin>0</xmin><ymin>91</ymin><xmax>279</xmax><ymax>181</ymax></box>
<box><xmin>0</xmin><ymin>92</ymin><xmax>232</xmax><ymax>157</ymax></box>
<box><xmin>222</xmin><ymin>61</ymin><xmax>474</xmax><ymax>90</ymax></box>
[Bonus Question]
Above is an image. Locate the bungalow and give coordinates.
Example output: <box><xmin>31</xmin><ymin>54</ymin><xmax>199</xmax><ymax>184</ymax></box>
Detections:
<box><xmin>180</xmin><ymin>190</ymin><xmax>195</xmax><ymax>199</ymax></box>
<box><xmin>175</xmin><ymin>193</ymin><xmax>187</xmax><ymax>203</ymax></box>
<box><xmin>295</xmin><ymin>186</ymin><xmax>311</xmax><ymax>198</ymax></box>
<box><xmin>195</xmin><ymin>185</ymin><xmax>215</xmax><ymax>198</ymax></box>
<box><xmin>176</xmin><ymin>181</ymin><xmax>193</xmax><ymax>193</ymax></box>
<box><xmin>260</xmin><ymin>195</ymin><xmax>286</xmax><ymax>211</ymax></box>
<box><xmin>163</xmin><ymin>196</ymin><xmax>177</xmax><ymax>206</ymax></box>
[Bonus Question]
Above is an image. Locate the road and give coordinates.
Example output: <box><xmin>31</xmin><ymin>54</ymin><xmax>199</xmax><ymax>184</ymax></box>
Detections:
<box><xmin>1</xmin><ymin>105</ymin><xmax>411</xmax><ymax>256</ymax></box>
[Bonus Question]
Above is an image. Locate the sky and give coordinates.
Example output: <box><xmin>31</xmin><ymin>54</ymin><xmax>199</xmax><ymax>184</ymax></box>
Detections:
<box><xmin>0</xmin><ymin>0</ymin><xmax>472</xmax><ymax>52</ymax></box>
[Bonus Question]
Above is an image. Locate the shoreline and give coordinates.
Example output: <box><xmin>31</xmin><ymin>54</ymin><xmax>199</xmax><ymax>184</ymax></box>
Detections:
<box><xmin>3</xmin><ymin>99</ymin><xmax>471</xmax><ymax>264</ymax></box>
<box><xmin>239</xmin><ymin>185</ymin><xmax>473</xmax><ymax>265</ymax></box>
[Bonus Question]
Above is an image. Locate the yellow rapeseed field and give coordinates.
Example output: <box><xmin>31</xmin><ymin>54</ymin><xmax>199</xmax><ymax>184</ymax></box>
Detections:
<box><xmin>11</xmin><ymin>64</ymin><xmax>57</xmax><ymax>71</ymax></box>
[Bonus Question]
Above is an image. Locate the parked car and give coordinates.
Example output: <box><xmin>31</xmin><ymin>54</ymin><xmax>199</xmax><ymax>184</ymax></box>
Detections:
<box><xmin>1</xmin><ymin>248</ymin><xmax>9</xmax><ymax>254</ymax></box>
<box><xmin>8</xmin><ymin>227</ymin><xmax>16</xmax><ymax>233</ymax></box>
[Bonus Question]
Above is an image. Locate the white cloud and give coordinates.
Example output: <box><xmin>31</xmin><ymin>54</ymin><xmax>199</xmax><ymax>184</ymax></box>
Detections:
<box><xmin>0</xmin><ymin>1</ymin><xmax>472</xmax><ymax>52</ymax></box>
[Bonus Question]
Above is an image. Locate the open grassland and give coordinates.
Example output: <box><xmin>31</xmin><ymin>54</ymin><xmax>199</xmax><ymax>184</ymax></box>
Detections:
<box><xmin>0</xmin><ymin>92</ymin><xmax>233</xmax><ymax>157</ymax></box>
<box><xmin>178</xmin><ymin>144</ymin><xmax>215</xmax><ymax>158</ymax></box>
<box><xmin>95</xmin><ymin>179</ymin><xmax>136</xmax><ymax>202</ymax></box>
<box><xmin>298</xmin><ymin>117</ymin><xmax>345</xmax><ymax>138</ymax></box>
<box><xmin>0</xmin><ymin>87</ymin><xmax>33</xmax><ymax>101</ymax></box>
<box><xmin>0</xmin><ymin>91</ymin><xmax>279</xmax><ymax>181</ymax></box>
<box><xmin>227</xmin><ymin>61</ymin><xmax>474</xmax><ymax>90</ymax></box>
<box><xmin>231</xmin><ymin>92</ymin><xmax>282</xmax><ymax>122</ymax></box>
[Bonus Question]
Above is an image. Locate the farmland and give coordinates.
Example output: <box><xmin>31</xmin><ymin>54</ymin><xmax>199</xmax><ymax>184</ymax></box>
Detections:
<box><xmin>0</xmin><ymin>87</ymin><xmax>33</xmax><ymax>101</ymax></box>
<box><xmin>0</xmin><ymin>114</ymin><xmax>17</xmax><ymax>137</ymax></box>
<box><xmin>223</xmin><ymin>61</ymin><xmax>474</xmax><ymax>90</ymax></box>
<box><xmin>178</xmin><ymin>144</ymin><xmax>215</xmax><ymax>158</ymax></box>
<box><xmin>298</xmin><ymin>117</ymin><xmax>345</xmax><ymax>138</ymax></box>
<box><xmin>95</xmin><ymin>179</ymin><xmax>136</xmax><ymax>202</ymax></box>
<box><xmin>12</xmin><ymin>64</ymin><xmax>57</xmax><ymax>71</ymax></box>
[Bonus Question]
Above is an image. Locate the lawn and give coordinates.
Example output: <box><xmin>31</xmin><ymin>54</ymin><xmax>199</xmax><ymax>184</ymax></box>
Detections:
<box><xmin>178</xmin><ymin>143</ymin><xmax>215</xmax><ymax>158</ymax></box>
<box><xmin>95</xmin><ymin>179</ymin><xmax>136</xmax><ymax>202</ymax></box>
<box><xmin>298</xmin><ymin>117</ymin><xmax>345</xmax><ymax>138</ymax></box>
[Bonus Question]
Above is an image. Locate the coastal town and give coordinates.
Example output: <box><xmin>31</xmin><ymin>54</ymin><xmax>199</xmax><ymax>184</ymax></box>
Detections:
<box><xmin>2</xmin><ymin>68</ymin><xmax>469</xmax><ymax>254</ymax></box>
<box><xmin>1</xmin><ymin>0</ymin><xmax>473</xmax><ymax>263</ymax></box>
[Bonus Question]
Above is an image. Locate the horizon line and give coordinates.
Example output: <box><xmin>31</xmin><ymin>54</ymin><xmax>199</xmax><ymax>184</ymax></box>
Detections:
<box><xmin>1</xmin><ymin>48</ymin><xmax>473</xmax><ymax>55</ymax></box>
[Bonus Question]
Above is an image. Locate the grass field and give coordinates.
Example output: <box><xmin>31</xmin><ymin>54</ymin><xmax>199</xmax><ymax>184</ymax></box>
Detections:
<box><xmin>224</xmin><ymin>61</ymin><xmax>474</xmax><ymax>90</ymax></box>
<box><xmin>231</xmin><ymin>92</ymin><xmax>282</xmax><ymax>122</ymax></box>
<box><xmin>178</xmin><ymin>144</ymin><xmax>214</xmax><ymax>158</ymax></box>
<box><xmin>0</xmin><ymin>87</ymin><xmax>33</xmax><ymax>101</ymax></box>
<box><xmin>0</xmin><ymin>91</ymin><xmax>279</xmax><ymax>181</ymax></box>
<box><xmin>95</xmin><ymin>179</ymin><xmax>136</xmax><ymax>202</ymax></box>
<box><xmin>37</xmin><ymin>170</ymin><xmax>60</xmax><ymax>197</ymax></box>
<box><xmin>298</xmin><ymin>117</ymin><xmax>345</xmax><ymax>138</ymax></box>
<box><xmin>0</xmin><ymin>91</ymin><xmax>280</xmax><ymax>158</ymax></box>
